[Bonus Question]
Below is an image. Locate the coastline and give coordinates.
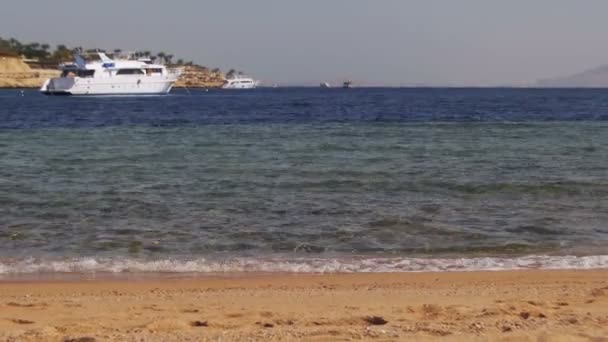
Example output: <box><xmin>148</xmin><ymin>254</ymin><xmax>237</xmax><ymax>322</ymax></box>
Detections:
<box><xmin>0</xmin><ymin>71</ymin><xmax>225</xmax><ymax>89</ymax></box>
<box><xmin>1</xmin><ymin>270</ymin><xmax>607</xmax><ymax>341</ymax></box>
<box><xmin>0</xmin><ymin>56</ymin><xmax>225</xmax><ymax>89</ymax></box>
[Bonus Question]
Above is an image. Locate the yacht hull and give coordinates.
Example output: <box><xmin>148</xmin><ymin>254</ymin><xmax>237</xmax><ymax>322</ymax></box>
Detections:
<box><xmin>40</xmin><ymin>77</ymin><xmax>176</xmax><ymax>96</ymax></box>
<box><xmin>222</xmin><ymin>84</ymin><xmax>258</xmax><ymax>89</ymax></box>
<box><xmin>222</xmin><ymin>78</ymin><xmax>259</xmax><ymax>89</ymax></box>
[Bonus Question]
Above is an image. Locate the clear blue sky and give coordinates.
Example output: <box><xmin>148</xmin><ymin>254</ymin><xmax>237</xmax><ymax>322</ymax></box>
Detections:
<box><xmin>2</xmin><ymin>0</ymin><xmax>608</xmax><ymax>86</ymax></box>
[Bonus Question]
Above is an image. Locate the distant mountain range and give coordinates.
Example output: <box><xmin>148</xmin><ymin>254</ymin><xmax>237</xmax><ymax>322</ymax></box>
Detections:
<box><xmin>536</xmin><ymin>64</ymin><xmax>608</xmax><ymax>88</ymax></box>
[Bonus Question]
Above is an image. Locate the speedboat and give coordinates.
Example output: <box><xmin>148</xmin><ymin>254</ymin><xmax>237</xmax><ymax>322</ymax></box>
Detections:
<box><xmin>222</xmin><ymin>75</ymin><xmax>259</xmax><ymax>89</ymax></box>
<box><xmin>40</xmin><ymin>52</ymin><xmax>182</xmax><ymax>96</ymax></box>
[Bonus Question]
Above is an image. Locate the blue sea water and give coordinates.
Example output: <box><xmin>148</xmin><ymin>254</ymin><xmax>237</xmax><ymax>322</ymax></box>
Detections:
<box><xmin>1</xmin><ymin>88</ymin><xmax>608</xmax><ymax>275</ymax></box>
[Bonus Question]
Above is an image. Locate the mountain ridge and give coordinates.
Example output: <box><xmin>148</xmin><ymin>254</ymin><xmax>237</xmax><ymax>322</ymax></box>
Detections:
<box><xmin>536</xmin><ymin>64</ymin><xmax>608</xmax><ymax>88</ymax></box>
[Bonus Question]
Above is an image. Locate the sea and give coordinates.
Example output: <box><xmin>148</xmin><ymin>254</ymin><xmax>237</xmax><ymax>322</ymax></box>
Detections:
<box><xmin>1</xmin><ymin>88</ymin><xmax>607</xmax><ymax>277</ymax></box>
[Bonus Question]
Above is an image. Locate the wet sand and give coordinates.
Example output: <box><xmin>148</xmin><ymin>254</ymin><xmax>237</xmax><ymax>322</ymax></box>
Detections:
<box><xmin>1</xmin><ymin>270</ymin><xmax>607</xmax><ymax>341</ymax></box>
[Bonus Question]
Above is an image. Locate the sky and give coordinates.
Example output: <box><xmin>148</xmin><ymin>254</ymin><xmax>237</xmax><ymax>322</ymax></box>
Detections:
<box><xmin>2</xmin><ymin>0</ymin><xmax>608</xmax><ymax>86</ymax></box>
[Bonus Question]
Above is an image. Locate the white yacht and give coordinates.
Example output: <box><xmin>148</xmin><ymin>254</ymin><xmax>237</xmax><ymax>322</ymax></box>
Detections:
<box><xmin>222</xmin><ymin>75</ymin><xmax>259</xmax><ymax>89</ymax></box>
<box><xmin>40</xmin><ymin>52</ymin><xmax>182</xmax><ymax>96</ymax></box>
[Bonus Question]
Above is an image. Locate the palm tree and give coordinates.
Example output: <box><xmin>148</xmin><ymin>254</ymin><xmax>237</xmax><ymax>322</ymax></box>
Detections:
<box><xmin>40</xmin><ymin>44</ymin><xmax>50</xmax><ymax>58</ymax></box>
<box><xmin>8</xmin><ymin>38</ymin><xmax>22</xmax><ymax>55</ymax></box>
<box><xmin>53</xmin><ymin>44</ymin><xmax>72</xmax><ymax>62</ymax></box>
<box><xmin>212</xmin><ymin>68</ymin><xmax>221</xmax><ymax>74</ymax></box>
<box><xmin>150</xmin><ymin>56</ymin><xmax>157</xmax><ymax>63</ymax></box>
<box><xmin>165</xmin><ymin>54</ymin><xmax>174</xmax><ymax>65</ymax></box>
<box><xmin>176</xmin><ymin>58</ymin><xmax>184</xmax><ymax>65</ymax></box>
<box><xmin>144</xmin><ymin>51</ymin><xmax>151</xmax><ymax>58</ymax></box>
<box><xmin>157</xmin><ymin>52</ymin><xmax>166</xmax><ymax>64</ymax></box>
<box><xmin>226</xmin><ymin>69</ymin><xmax>236</xmax><ymax>78</ymax></box>
<box><xmin>9</xmin><ymin>38</ymin><xmax>20</xmax><ymax>49</ymax></box>
<box><xmin>22</xmin><ymin>42</ymin><xmax>39</xmax><ymax>58</ymax></box>
<box><xmin>0</xmin><ymin>37</ymin><xmax>18</xmax><ymax>57</ymax></box>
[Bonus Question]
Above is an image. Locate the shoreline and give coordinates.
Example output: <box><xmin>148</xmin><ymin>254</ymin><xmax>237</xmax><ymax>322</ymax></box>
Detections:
<box><xmin>1</xmin><ymin>270</ymin><xmax>607</xmax><ymax>341</ymax></box>
<box><xmin>0</xmin><ymin>268</ymin><xmax>606</xmax><ymax>283</ymax></box>
<box><xmin>0</xmin><ymin>56</ymin><xmax>226</xmax><ymax>89</ymax></box>
<box><xmin>1</xmin><ymin>254</ymin><xmax>606</xmax><ymax>277</ymax></box>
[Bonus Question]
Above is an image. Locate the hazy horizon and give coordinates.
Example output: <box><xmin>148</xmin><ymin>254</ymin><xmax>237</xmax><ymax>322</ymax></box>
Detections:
<box><xmin>2</xmin><ymin>0</ymin><xmax>608</xmax><ymax>86</ymax></box>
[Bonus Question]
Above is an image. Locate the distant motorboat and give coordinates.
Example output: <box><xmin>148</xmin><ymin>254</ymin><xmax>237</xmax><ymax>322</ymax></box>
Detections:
<box><xmin>343</xmin><ymin>80</ymin><xmax>353</xmax><ymax>89</ymax></box>
<box><xmin>222</xmin><ymin>75</ymin><xmax>259</xmax><ymax>89</ymax></box>
<box><xmin>320</xmin><ymin>82</ymin><xmax>331</xmax><ymax>88</ymax></box>
<box><xmin>40</xmin><ymin>52</ymin><xmax>182</xmax><ymax>96</ymax></box>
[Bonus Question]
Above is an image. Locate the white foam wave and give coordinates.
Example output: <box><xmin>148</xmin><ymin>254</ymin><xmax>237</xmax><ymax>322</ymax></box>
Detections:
<box><xmin>0</xmin><ymin>255</ymin><xmax>607</xmax><ymax>275</ymax></box>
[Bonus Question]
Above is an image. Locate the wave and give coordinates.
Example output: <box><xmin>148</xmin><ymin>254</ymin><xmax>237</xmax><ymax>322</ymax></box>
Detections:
<box><xmin>0</xmin><ymin>255</ymin><xmax>607</xmax><ymax>275</ymax></box>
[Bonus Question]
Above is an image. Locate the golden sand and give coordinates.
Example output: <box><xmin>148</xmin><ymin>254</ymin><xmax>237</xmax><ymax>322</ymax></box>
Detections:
<box><xmin>0</xmin><ymin>270</ymin><xmax>607</xmax><ymax>341</ymax></box>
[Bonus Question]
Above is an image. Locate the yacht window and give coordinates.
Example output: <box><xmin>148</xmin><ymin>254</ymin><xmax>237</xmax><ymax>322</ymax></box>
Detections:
<box><xmin>62</xmin><ymin>70</ymin><xmax>94</xmax><ymax>77</ymax></box>
<box><xmin>78</xmin><ymin>70</ymin><xmax>95</xmax><ymax>77</ymax></box>
<box><xmin>116</xmin><ymin>68</ymin><xmax>145</xmax><ymax>75</ymax></box>
<box><xmin>145</xmin><ymin>68</ymin><xmax>163</xmax><ymax>76</ymax></box>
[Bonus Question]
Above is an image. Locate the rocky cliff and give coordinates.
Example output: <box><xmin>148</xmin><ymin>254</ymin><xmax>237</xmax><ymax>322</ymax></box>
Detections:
<box><xmin>174</xmin><ymin>65</ymin><xmax>225</xmax><ymax>88</ymax></box>
<box><xmin>0</xmin><ymin>56</ymin><xmax>59</xmax><ymax>88</ymax></box>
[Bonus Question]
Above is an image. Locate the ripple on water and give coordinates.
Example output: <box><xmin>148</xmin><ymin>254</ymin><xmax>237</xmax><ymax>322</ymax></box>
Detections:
<box><xmin>1</xmin><ymin>89</ymin><xmax>608</xmax><ymax>267</ymax></box>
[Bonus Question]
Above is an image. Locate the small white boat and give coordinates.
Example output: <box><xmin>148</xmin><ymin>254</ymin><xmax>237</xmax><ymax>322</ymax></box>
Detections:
<box><xmin>222</xmin><ymin>75</ymin><xmax>259</xmax><ymax>89</ymax></box>
<box><xmin>40</xmin><ymin>52</ymin><xmax>182</xmax><ymax>96</ymax></box>
<box><xmin>320</xmin><ymin>82</ymin><xmax>331</xmax><ymax>88</ymax></box>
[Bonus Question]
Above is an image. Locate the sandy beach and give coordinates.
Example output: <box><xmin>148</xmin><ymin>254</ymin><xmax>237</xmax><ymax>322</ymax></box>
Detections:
<box><xmin>0</xmin><ymin>270</ymin><xmax>606</xmax><ymax>341</ymax></box>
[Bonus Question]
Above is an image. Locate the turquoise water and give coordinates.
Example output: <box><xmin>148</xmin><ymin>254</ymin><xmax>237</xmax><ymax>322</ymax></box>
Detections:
<box><xmin>1</xmin><ymin>89</ymin><xmax>608</xmax><ymax>274</ymax></box>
